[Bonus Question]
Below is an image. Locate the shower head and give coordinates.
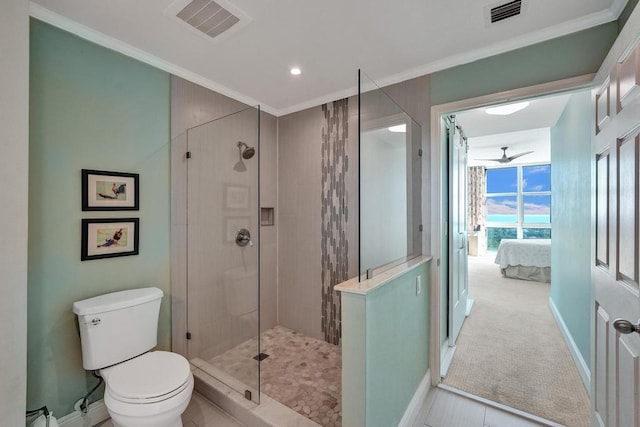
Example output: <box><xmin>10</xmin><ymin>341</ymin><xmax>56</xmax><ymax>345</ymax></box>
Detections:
<box><xmin>237</xmin><ymin>141</ymin><xmax>255</xmax><ymax>159</ymax></box>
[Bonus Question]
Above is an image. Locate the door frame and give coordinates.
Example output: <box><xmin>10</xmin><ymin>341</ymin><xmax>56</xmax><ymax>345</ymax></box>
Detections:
<box><xmin>429</xmin><ymin>74</ymin><xmax>595</xmax><ymax>386</ymax></box>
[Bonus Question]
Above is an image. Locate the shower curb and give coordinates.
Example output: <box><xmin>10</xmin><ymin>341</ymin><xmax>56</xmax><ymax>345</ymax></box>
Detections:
<box><xmin>193</xmin><ymin>367</ymin><xmax>320</xmax><ymax>427</ymax></box>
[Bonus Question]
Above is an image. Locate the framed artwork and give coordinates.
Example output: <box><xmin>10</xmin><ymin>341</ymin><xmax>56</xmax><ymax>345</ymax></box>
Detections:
<box><xmin>82</xmin><ymin>169</ymin><xmax>139</xmax><ymax>211</ymax></box>
<box><xmin>224</xmin><ymin>184</ymin><xmax>250</xmax><ymax>210</ymax></box>
<box><xmin>82</xmin><ymin>218</ymin><xmax>139</xmax><ymax>261</ymax></box>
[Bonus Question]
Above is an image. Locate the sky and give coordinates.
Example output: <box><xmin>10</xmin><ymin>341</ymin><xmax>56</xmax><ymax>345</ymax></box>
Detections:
<box><xmin>486</xmin><ymin>165</ymin><xmax>551</xmax><ymax>218</ymax></box>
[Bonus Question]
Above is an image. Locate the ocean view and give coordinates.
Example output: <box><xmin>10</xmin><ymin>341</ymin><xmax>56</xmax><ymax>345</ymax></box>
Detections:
<box><xmin>486</xmin><ymin>214</ymin><xmax>550</xmax><ymax>224</ymax></box>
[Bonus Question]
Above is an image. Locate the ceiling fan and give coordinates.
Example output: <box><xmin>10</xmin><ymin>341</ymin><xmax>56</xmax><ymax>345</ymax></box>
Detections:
<box><xmin>475</xmin><ymin>146</ymin><xmax>533</xmax><ymax>163</ymax></box>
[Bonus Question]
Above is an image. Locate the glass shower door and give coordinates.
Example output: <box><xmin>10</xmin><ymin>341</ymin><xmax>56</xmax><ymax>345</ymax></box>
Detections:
<box><xmin>186</xmin><ymin>106</ymin><xmax>260</xmax><ymax>403</ymax></box>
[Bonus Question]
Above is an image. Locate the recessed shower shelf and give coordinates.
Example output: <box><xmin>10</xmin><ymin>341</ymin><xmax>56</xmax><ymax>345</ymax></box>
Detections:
<box><xmin>261</xmin><ymin>207</ymin><xmax>274</xmax><ymax>226</ymax></box>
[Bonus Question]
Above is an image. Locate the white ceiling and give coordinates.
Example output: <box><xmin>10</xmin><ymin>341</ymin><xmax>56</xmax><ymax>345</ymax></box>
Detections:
<box><xmin>466</xmin><ymin>128</ymin><xmax>551</xmax><ymax>166</ymax></box>
<box><xmin>30</xmin><ymin>0</ymin><xmax>626</xmax><ymax>116</ymax></box>
<box><xmin>458</xmin><ymin>93</ymin><xmax>574</xmax><ymax>166</ymax></box>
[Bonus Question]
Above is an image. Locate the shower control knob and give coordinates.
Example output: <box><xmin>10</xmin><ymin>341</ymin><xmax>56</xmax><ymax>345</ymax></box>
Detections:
<box><xmin>235</xmin><ymin>228</ymin><xmax>253</xmax><ymax>247</ymax></box>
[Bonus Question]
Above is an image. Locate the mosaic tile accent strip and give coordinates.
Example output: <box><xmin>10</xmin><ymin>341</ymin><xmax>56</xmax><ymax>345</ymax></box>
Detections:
<box><xmin>321</xmin><ymin>99</ymin><xmax>349</xmax><ymax>346</ymax></box>
<box><xmin>208</xmin><ymin>326</ymin><xmax>342</xmax><ymax>426</ymax></box>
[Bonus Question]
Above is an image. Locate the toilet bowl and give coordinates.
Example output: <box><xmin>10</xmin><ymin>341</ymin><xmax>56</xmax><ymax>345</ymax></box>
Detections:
<box><xmin>101</xmin><ymin>351</ymin><xmax>193</xmax><ymax>427</ymax></box>
<box><xmin>72</xmin><ymin>288</ymin><xmax>194</xmax><ymax>427</ymax></box>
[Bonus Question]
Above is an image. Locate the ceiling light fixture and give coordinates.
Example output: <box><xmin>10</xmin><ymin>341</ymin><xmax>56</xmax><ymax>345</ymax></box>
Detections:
<box><xmin>290</xmin><ymin>67</ymin><xmax>301</xmax><ymax>76</ymax></box>
<box><xmin>388</xmin><ymin>124</ymin><xmax>406</xmax><ymax>133</ymax></box>
<box><xmin>485</xmin><ymin>101</ymin><xmax>530</xmax><ymax>115</ymax></box>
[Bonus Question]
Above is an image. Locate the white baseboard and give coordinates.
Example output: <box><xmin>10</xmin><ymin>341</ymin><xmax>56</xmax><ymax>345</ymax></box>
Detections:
<box><xmin>399</xmin><ymin>369</ymin><xmax>431</xmax><ymax>427</ymax></box>
<box><xmin>466</xmin><ymin>298</ymin><xmax>475</xmax><ymax>317</ymax></box>
<box><xmin>548</xmin><ymin>298</ymin><xmax>591</xmax><ymax>393</ymax></box>
<box><xmin>440</xmin><ymin>340</ymin><xmax>456</xmax><ymax>377</ymax></box>
<box><xmin>58</xmin><ymin>400</ymin><xmax>109</xmax><ymax>427</ymax></box>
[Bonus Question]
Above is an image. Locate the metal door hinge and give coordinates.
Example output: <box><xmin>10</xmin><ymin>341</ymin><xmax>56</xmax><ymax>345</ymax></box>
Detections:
<box><xmin>186</xmin><ymin>332</ymin><xmax>192</xmax><ymax>340</ymax></box>
<box><xmin>418</xmin><ymin>148</ymin><xmax>423</xmax><ymax>157</ymax></box>
<box><xmin>419</xmin><ymin>224</ymin><xmax>423</xmax><ymax>232</ymax></box>
<box><xmin>186</xmin><ymin>151</ymin><xmax>192</xmax><ymax>159</ymax></box>
<box><xmin>244</xmin><ymin>390</ymin><xmax>252</xmax><ymax>401</ymax></box>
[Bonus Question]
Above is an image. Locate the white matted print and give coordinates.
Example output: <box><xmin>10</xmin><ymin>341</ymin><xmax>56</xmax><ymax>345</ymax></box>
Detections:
<box><xmin>82</xmin><ymin>218</ymin><xmax>139</xmax><ymax>260</ymax></box>
<box><xmin>82</xmin><ymin>169</ymin><xmax>139</xmax><ymax>210</ymax></box>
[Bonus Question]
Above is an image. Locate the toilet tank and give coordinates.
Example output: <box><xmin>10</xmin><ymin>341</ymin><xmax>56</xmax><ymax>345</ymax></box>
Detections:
<box><xmin>73</xmin><ymin>287</ymin><xmax>163</xmax><ymax>370</ymax></box>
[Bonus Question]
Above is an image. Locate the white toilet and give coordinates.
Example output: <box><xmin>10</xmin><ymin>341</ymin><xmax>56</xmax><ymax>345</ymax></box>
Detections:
<box><xmin>73</xmin><ymin>287</ymin><xmax>193</xmax><ymax>427</ymax></box>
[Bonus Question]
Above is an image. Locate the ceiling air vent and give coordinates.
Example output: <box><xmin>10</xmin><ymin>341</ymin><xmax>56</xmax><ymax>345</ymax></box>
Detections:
<box><xmin>165</xmin><ymin>0</ymin><xmax>252</xmax><ymax>42</ymax></box>
<box><xmin>177</xmin><ymin>0</ymin><xmax>239</xmax><ymax>38</ymax></box>
<box><xmin>490</xmin><ymin>0</ymin><xmax>522</xmax><ymax>23</ymax></box>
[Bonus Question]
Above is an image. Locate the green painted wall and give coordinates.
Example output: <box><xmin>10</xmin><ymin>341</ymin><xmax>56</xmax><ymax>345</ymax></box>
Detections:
<box><xmin>550</xmin><ymin>91</ymin><xmax>592</xmax><ymax>366</ymax></box>
<box><xmin>366</xmin><ymin>263</ymin><xmax>430</xmax><ymax>426</ymax></box>
<box><xmin>28</xmin><ymin>19</ymin><xmax>171</xmax><ymax>417</ymax></box>
<box><xmin>342</xmin><ymin>261</ymin><xmax>430</xmax><ymax>427</ymax></box>
<box><xmin>619</xmin><ymin>0</ymin><xmax>639</xmax><ymax>33</ymax></box>
<box><xmin>430</xmin><ymin>23</ymin><xmax>618</xmax><ymax>106</ymax></box>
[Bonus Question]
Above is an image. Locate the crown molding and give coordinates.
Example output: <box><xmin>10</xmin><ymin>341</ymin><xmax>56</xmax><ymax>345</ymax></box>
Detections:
<box><xmin>371</xmin><ymin>8</ymin><xmax>619</xmax><ymax>91</ymax></box>
<box><xmin>28</xmin><ymin>2</ymin><xmax>279</xmax><ymax>116</ymax></box>
<box><xmin>610</xmin><ymin>0</ymin><xmax>630</xmax><ymax>18</ymax></box>
<box><xmin>30</xmin><ymin>2</ymin><xmax>625</xmax><ymax>117</ymax></box>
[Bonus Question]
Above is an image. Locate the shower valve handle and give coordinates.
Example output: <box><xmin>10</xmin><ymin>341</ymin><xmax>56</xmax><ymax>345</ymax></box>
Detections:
<box><xmin>235</xmin><ymin>228</ymin><xmax>253</xmax><ymax>247</ymax></box>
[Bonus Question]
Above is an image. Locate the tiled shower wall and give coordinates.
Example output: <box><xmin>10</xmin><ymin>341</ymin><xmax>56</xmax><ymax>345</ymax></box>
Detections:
<box><xmin>277</xmin><ymin>75</ymin><xmax>430</xmax><ymax>344</ymax></box>
<box><xmin>170</xmin><ymin>74</ymin><xmax>430</xmax><ymax>350</ymax></box>
<box><xmin>277</xmin><ymin>100</ymin><xmax>359</xmax><ymax>341</ymax></box>
<box><xmin>170</xmin><ymin>77</ymin><xmax>278</xmax><ymax>358</ymax></box>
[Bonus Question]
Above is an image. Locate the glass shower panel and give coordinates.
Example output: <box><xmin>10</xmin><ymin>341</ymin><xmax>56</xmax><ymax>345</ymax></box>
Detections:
<box><xmin>358</xmin><ymin>70</ymin><xmax>422</xmax><ymax>279</ymax></box>
<box><xmin>186</xmin><ymin>106</ymin><xmax>260</xmax><ymax>403</ymax></box>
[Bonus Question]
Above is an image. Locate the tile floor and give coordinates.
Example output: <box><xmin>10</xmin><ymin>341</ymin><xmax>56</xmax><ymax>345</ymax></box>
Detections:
<box><xmin>207</xmin><ymin>325</ymin><xmax>341</xmax><ymax>426</ymax></box>
<box><xmin>413</xmin><ymin>387</ymin><xmax>556</xmax><ymax>427</ymax></box>
<box><xmin>98</xmin><ymin>381</ymin><xmax>553</xmax><ymax>427</ymax></box>
<box><xmin>97</xmin><ymin>393</ymin><xmax>242</xmax><ymax>427</ymax></box>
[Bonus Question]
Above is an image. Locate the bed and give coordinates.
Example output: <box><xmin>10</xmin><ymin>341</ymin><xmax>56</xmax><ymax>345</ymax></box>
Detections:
<box><xmin>494</xmin><ymin>239</ymin><xmax>551</xmax><ymax>283</ymax></box>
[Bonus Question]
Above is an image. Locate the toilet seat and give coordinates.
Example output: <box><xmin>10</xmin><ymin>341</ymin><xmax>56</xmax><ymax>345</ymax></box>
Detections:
<box><xmin>101</xmin><ymin>351</ymin><xmax>191</xmax><ymax>404</ymax></box>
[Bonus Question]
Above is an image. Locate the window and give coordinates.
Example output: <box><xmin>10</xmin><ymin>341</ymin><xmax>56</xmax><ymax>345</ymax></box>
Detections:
<box><xmin>485</xmin><ymin>164</ymin><xmax>551</xmax><ymax>248</ymax></box>
<box><xmin>487</xmin><ymin>227</ymin><xmax>517</xmax><ymax>251</ymax></box>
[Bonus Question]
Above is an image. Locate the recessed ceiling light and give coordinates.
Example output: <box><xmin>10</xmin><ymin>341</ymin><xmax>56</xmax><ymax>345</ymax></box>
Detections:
<box><xmin>290</xmin><ymin>67</ymin><xmax>301</xmax><ymax>76</ymax></box>
<box><xmin>485</xmin><ymin>101</ymin><xmax>530</xmax><ymax>115</ymax></box>
<box><xmin>388</xmin><ymin>124</ymin><xmax>406</xmax><ymax>133</ymax></box>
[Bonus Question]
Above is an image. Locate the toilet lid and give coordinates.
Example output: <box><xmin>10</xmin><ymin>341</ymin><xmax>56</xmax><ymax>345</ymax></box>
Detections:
<box><xmin>102</xmin><ymin>351</ymin><xmax>191</xmax><ymax>401</ymax></box>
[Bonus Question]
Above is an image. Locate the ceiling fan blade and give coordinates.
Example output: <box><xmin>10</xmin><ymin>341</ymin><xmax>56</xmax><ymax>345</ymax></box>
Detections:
<box><xmin>506</xmin><ymin>151</ymin><xmax>534</xmax><ymax>161</ymax></box>
<box><xmin>472</xmin><ymin>158</ymin><xmax>504</xmax><ymax>162</ymax></box>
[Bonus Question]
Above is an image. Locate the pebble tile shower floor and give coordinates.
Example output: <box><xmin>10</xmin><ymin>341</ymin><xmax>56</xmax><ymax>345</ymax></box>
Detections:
<box><xmin>208</xmin><ymin>325</ymin><xmax>342</xmax><ymax>426</ymax></box>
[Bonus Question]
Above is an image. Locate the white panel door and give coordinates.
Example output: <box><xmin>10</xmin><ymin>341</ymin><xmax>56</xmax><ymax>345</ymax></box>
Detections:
<box><xmin>448</xmin><ymin>117</ymin><xmax>469</xmax><ymax>345</ymax></box>
<box><xmin>592</xmin><ymin>38</ymin><xmax>640</xmax><ymax>427</ymax></box>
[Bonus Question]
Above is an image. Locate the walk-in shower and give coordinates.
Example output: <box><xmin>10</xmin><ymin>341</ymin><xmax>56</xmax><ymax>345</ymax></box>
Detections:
<box><xmin>185</xmin><ymin>105</ymin><xmax>261</xmax><ymax>403</ymax></box>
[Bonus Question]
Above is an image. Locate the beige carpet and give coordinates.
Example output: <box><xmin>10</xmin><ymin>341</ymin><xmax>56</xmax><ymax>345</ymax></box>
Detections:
<box><xmin>443</xmin><ymin>255</ymin><xmax>590</xmax><ymax>427</ymax></box>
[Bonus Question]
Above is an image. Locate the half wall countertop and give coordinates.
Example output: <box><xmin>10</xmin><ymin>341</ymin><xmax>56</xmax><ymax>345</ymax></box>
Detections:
<box><xmin>335</xmin><ymin>255</ymin><xmax>432</xmax><ymax>295</ymax></box>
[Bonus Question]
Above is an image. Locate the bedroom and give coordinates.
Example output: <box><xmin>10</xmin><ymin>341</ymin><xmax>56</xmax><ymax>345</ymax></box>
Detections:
<box><xmin>439</xmin><ymin>90</ymin><xmax>592</xmax><ymax>426</ymax></box>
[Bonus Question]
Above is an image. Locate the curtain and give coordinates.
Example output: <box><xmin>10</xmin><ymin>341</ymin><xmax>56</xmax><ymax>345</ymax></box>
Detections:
<box><xmin>467</xmin><ymin>166</ymin><xmax>486</xmax><ymax>230</ymax></box>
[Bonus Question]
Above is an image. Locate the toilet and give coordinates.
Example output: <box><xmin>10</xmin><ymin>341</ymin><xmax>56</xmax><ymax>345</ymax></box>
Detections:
<box><xmin>73</xmin><ymin>287</ymin><xmax>193</xmax><ymax>427</ymax></box>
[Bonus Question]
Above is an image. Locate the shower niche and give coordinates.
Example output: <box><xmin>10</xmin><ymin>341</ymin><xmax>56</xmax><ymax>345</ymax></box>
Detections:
<box><xmin>260</xmin><ymin>207</ymin><xmax>274</xmax><ymax>226</ymax></box>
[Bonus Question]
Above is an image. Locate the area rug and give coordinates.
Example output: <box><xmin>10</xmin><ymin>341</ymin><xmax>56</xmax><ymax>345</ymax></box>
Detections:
<box><xmin>443</xmin><ymin>255</ymin><xmax>590</xmax><ymax>427</ymax></box>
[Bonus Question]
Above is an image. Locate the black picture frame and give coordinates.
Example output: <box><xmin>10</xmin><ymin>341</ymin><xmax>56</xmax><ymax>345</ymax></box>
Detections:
<box><xmin>82</xmin><ymin>169</ymin><xmax>139</xmax><ymax>211</ymax></box>
<box><xmin>81</xmin><ymin>218</ymin><xmax>140</xmax><ymax>261</ymax></box>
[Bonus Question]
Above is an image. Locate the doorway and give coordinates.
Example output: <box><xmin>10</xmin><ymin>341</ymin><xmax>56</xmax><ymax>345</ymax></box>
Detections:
<box><xmin>431</xmin><ymin>81</ymin><xmax>594</xmax><ymax>425</ymax></box>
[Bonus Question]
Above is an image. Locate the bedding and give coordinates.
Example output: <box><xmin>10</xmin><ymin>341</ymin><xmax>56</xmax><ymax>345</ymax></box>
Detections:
<box><xmin>494</xmin><ymin>238</ymin><xmax>551</xmax><ymax>283</ymax></box>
